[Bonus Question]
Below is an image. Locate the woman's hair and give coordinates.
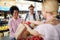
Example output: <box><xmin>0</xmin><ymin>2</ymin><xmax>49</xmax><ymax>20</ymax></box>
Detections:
<box><xmin>10</xmin><ymin>6</ymin><xmax>19</xmax><ymax>15</ymax></box>
<box><xmin>42</xmin><ymin>0</ymin><xmax>58</xmax><ymax>17</ymax></box>
<box><xmin>42</xmin><ymin>0</ymin><xmax>60</xmax><ymax>25</ymax></box>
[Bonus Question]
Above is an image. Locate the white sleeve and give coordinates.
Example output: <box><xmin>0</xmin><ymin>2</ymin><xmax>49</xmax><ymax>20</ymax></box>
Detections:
<box><xmin>34</xmin><ymin>24</ymin><xmax>59</xmax><ymax>40</ymax></box>
<box><xmin>34</xmin><ymin>25</ymin><xmax>45</xmax><ymax>36</ymax></box>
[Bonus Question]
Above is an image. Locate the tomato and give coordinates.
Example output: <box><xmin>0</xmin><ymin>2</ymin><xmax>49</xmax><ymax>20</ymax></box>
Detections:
<box><xmin>30</xmin><ymin>36</ymin><xmax>44</xmax><ymax>40</ymax></box>
<box><xmin>26</xmin><ymin>22</ymin><xmax>31</xmax><ymax>25</ymax></box>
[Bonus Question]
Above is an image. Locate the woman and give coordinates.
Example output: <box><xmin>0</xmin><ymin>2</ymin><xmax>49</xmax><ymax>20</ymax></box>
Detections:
<box><xmin>8</xmin><ymin>6</ymin><xmax>21</xmax><ymax>40</ymax></box>
<box><xmin>21</xmin><ymin>0</ymin><xmax>60</xmax><ymax>40</ymax></box>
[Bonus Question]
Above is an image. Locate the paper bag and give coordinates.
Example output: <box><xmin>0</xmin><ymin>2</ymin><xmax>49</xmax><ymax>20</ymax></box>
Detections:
<box><xmin>14</xmin><ymin>23</ymin><xmax>26</xmax><ymax>39</ymax></box>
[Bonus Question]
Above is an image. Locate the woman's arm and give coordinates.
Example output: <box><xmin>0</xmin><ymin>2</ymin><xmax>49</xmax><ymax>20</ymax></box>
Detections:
<box><xmin>27</xmin><ymin>20</ymin><xmax>41</xmax><ymax>25</ymax></box>
<box><xmin>24</xmin><ymin>24</ymin><xmax>41</xmax><ymax>36</ymax></box>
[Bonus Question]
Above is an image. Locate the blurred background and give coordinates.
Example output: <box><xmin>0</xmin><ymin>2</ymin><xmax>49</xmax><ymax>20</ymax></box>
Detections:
<box><xmin>0</xmin><ymin>0</ymin><xmax>60</xmax><ymax>40</ymax></box>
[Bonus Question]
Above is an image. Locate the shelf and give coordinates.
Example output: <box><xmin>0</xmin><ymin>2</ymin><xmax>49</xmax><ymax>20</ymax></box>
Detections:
<box><xmin>0</xmin><ymin>29</ymin><xmax>9</xmax><ymax>33</ymax></box>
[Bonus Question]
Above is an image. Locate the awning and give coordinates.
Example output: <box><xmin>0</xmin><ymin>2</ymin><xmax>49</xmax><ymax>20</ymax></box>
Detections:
<box><xmin>0</xmin><ymin>6</ymin><xmax>10</xmax><ymax>11</ymax></box>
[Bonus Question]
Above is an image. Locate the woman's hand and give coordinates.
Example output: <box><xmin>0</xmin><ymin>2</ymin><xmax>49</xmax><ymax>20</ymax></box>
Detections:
<box><xmin>24</xmin><ymin>24</ymin><xmax>30</xmax><ymax>29</ymax></box>
<box><xmin>24</xmin><ymin>24</ymin><xmax>40</xmax><ymax>36</ymax></box>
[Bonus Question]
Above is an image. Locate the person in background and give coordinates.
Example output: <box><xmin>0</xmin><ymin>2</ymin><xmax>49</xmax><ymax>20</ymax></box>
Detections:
<box><xmin>25</xmin><ymin>4</ymin><xmax>39</xmax><ymax>21</ymax></box>
<box><xmin>8</xmin><ymin>6</ymin><xmax>21</xmax><ymax>40</ymax></box>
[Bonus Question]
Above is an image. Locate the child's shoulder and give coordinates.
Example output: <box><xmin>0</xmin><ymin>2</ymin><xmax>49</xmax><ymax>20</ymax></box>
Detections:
<box><xmin>9</xmin><ymin>18</ymin><xmax>14</xmax><ymax>22</ymax></box>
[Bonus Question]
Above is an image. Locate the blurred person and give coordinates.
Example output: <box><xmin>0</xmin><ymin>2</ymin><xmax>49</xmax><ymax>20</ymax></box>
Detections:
<box><xmin>18</xmin><ymin>0</ymin><xmax>60</xmax><ymax>40</ymax></box>
<box><xmin>25</xmin><ymin>4</ymin><xmax>39</xmax><ymax>21</ymax></box>
<box><xmin>8</xmin><ymin>6</ymin><xmax>21</xmax><ymax>40</ymax></box>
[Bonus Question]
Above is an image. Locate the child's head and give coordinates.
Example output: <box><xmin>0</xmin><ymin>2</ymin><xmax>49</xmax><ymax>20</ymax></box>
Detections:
<box><xmin>10</xmin><ymin>6</ymin><xmax>19</xmax><ymax>19</ymax></box>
